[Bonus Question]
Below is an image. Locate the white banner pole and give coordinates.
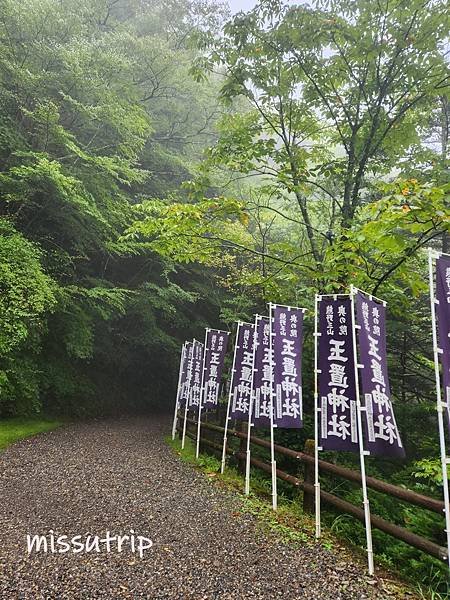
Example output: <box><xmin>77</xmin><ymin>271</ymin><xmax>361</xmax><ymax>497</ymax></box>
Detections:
<box><xmin>172</xmin><ymin>343</ymin><xmax>186</xmax><ymax>440</ymax></box>
<box><xmin>181</xmin><ymin>395</ymin><xmax>189</xmax><ymax>450</ymax></box>
<box><xmin>350</xmin><ymin>285</ymin><xmax>374</xmax><ymax>575</ymax></box>
<box><xmin>244</xmin><ymin>315</ymin><xmax>258</xmax><ymax>496</ymax></box>
<box><xmin>181</xmin><ymin>338</ymin><xmax>196</xmax><ymax>450</ymax></box>
<box><xmin>268</xmin><ymin>303</ymin><xmax>278</xmax><ymax>510</ymax></box>
<box><xmin>196</xmin><ymin>329</ymin><xmax>209</xmax><ymax>459</ymax></box>
<box><xmin>428</xmin><ymin>248</ymin><xmax>450</xmax><ymax>569</ymax></box>
<box><xmin>314</xmin><ymin>294</ymin><xmax>321</xmax><ymax>538</ymax></box>
<box><xmin>221</xmin><ymin>323</ymin><xmax>241</xmax><ymax>474</ymax></box>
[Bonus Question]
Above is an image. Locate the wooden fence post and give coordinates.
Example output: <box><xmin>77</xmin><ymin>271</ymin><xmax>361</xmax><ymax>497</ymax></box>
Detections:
<box><xmin>303</xmin><ymin>439</ymin><xmax>315</xmax><ymax>514</ymax></box>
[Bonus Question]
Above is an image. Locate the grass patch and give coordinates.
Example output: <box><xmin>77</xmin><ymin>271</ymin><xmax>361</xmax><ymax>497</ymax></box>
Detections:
<box><xmin>0</xmin><ymin>417</ymin><xmax>63</xmax><ymax>450</ymax></box>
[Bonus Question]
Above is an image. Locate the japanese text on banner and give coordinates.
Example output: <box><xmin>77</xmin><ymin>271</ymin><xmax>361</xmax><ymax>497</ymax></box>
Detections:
<box><xmin>188</xmin><ymin>341</ymin><xmax>204</xmax><ymax>410</ymax></box>
<box><xmin>318</xmin><ymin>297</ymin><xmax>359</xmax><ymax>452</ymax></box>
<box><xmin>253</xmin><ymin>316</ymin><xmax>272</xmax><ymax>428</ymax></box>
<box><xmin>355</xmin><ymin>291</ymin><xmax>404</xmax><ymax>458</ymax></box>
<box><xmin>179</xmin><ymin>342</ymin><xmax>194</xmax><ymax>407</ymax></box>
<box><xmin>272</xmin><ymin>306</ymin><xmax>304</xmax><ymax>428</ymax></box>
<box><xmin>229</xmin><ymin>323</ymin><xmax>255</xmax><ymax>421</ymax></box>
<box><xmin>203</xmin><ymin>330</ymin><xmax>229</xmax><ymax>409</ymax></box>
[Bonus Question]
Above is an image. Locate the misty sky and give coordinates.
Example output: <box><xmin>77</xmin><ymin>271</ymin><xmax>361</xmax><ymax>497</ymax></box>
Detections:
<box><xmin>228</xmin><ymin>0</ymin><xmax>301</xmax><ymax>13</ymax></box>
<box><xmin>228</xmin><ymin>0</ymin><xmax>257</xmax><ymax>11</ymax></box>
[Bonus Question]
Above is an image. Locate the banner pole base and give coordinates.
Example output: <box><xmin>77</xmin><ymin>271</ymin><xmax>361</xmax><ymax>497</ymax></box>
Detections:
<box><xmin>220</xmin><ymin>453</ymin><xmax>226</xmax><ymax>474</ymax></box>
<box><xmin>271</xmin><ymin>459</ymin><xmax>277</xmax><ymax>511</ymax></box>
<box><xmin>244</xmin><ymin>450</ymin><xmax>251</xmax><ymax>495</ymax></box>
<box><xmin>221</xmin><ymin>419</ymin><xmax>230</xmax><ymax>475</ymax></box>
<box><xmin>367</xmin><ymin>550</ymin><xmax>374</xmax><ymax>576</ymax></box>
<box><xmin>195</xmin><ymin>408</ymin><xmax>202</xmax><ymax>460</ymax></box>
<box><xmin>171</xmin><ymin>410</ymin><xmax>178</xmax><ymax>441</ymax></box>
<box><xmin>314</xmin><ymin>482</ymin><xmax>321</xmax><ymax>538</ymax></box>
<box><xmin>363</xmin><ymin>498</ymin><xmax>374</xmax><ymax>575</ymax></box>
<box><xmin>181</xmin><ymin>404</ymin><xmax>189</xmax><ymax>450</ymax></box>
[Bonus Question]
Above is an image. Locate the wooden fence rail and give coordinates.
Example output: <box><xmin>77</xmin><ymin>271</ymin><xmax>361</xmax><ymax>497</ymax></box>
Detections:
<box><xmin>178</xmin><ymin>416</ymin><xmax>447</xmax><ymax>563</ymax></box>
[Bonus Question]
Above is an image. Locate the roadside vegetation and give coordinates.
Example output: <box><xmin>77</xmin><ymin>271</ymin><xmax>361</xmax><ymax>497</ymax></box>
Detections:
<box><xmin>0</xmin><ymin>418</ymin><xmax>62</xmax><ymax>450</ymax></box>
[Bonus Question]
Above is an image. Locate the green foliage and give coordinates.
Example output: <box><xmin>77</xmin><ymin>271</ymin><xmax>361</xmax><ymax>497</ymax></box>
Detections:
<box><xmin>0</xmin><ymin>219</ymin><xmax>55</xmax><ymax>355</ymax></box>
<box><xmin>0</xmin><ymin>417</ymin><xmax>62</xmax><ymax>450</ymax></box>
<box><xmin>125</xmin><ymin>196</ymin><xmax>249</xmax><ymax>264</ymax></box>
<box><xmin>0</xmin><ymin>0</ymin><xmax>229</xmax><ymax>416</ymax></box>
<box><xmin>0</xmin><ymin>219</ymin><xmax>56</xmax><ymax>415</ymax></box>
<box><xmin>184</xmin><ymin>0</ymin><xmax>450</xmax><ymax>287</ymax></box>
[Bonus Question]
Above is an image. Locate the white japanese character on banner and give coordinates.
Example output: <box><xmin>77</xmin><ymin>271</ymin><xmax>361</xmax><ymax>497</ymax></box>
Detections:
<box><xmin>263</xmin><ymin>347</ymin><xmax>274</xmax><ymax>363</ymax></box>
<box><xmin>282</xmin><ymin>377</ymin><xmax>299</xmax><ymax>396</ymax></box>
<box><xmin>210</xmin><ymin>352</ymin><xmax>220</xmax><ymax>365</ymax></box>
<box><xmin>374</xmin><ymin>414</ymin><xmax>398</xmax><ymax>444</ymax></box>
<box><xmin>328</xmin><ymin>339</ymin><xmax>348</xmax><ymax>362</ymax></box>
<box><xmin>282</xmin><ymin>398</ymin><xmax>300</xmax><ymax>418</ymax></box>
<box><xmin>235</xmin><ymin>397</ymin><xmax>249</xmax><ymax>413</ymax></box>
<box><xmin>262</xmin><ymin>364</ymin><xmax>272</xmax><ymax>382</ymax></box>
<box><xmin>240</xmin><ymin>366</ymin><xmax>253</xmax><ymax>382</ymax></box>
<box><xmin>242</xmin><ymin>351</ymin><xmax>253</xmax><ymax>366</ymax></box>
<box><xmin>372</xmin><ymin>384</ymin><xmax>390</xmax><ymax>411</ymax></box>
<box><xmin>368</xmin><ymin>335</ymin><xmax>381</xmax><ymax>361</ymax></box>
<box><xmin>370</xmin><ymin>359</ymin><xmax>385</xmax><ymax>387</ymax></box>
<box><xmin>259</xmin><ymin>400</ymin><xmax>271</xmax><ymax>417</ymax></box>
<box><xmin>237</xmin><ymin>381</ymin><xmax>252</xmax><ymax>397</ymax></box>
<box><xmin>327</xmin><ymin>388</ymin><xmax>350</xmax><ymax>413</ymax></box>
<box><xmin>362</xmin><ymin>302</ymin><xmax>370</xmax><ymax>330</ymax></box>
<box><xmin>328</xmin><ymin>414</ymin><xmax>351</xmax><ymax>439</ymax></box>
<box><xmin>280</xmin><ymin>313</ymin><xmax>287</xmax><ymax>336</ymax></box>
<box><xmin>328</xmin><ymin>363</ymin><xmax>348</xmax><ymax>388</ymax></box>
<box><xmin>281</xmin><ymin>339</ymin><xmax>296</xmax><ymax>357</ymax></box>
<box><xmin>260</xmin><ymin>381</ymin><xmax>272</xmax><ymax>400</ymax></box>
<box><xmin>282</xmin><ymin>356</ymin><xmax>297</xmax><ymax>377</ymax></box>
<box><xmin>206</xmin><ymin>382</ymin><xmax>217</xmax><ymax>403</ymax></box>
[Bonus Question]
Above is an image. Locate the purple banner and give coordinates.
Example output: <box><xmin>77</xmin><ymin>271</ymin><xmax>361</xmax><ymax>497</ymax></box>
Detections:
<box><xmin>356</xmin><ymin>291</ymin><xmax>404</xmax><ymax>458</ymax></box>
<box><xmin>436</xmin><ymin>256</ymin><xmax>450</xmax><ymax>430</ymax></box>
<box><xmin>179</xmin><ymin>341</ymin><xmax>194</xmax><ymax>407</ymax></box>
<box><xmin>188</xmin><ymin>340</ymin><xmax>204</xmax><ymax>411</ymax></box>
<box><xmin>318</xmin><ymin>297</ymin><xmax>359</xmax><ymax>452</ymax></box>
<box><xmin>203</xmin><ymin>329</ymin><xmax>229</xmax><ymax>409</ymax></box>
<box><xmin>252</xmin><ymin>316</ymin><xmax>272</xmax><ymax>429</ymax></box>
<box><xmin>271</xmin><ymin>305</ymin><xmax>304</xmax><ymax>428</ymax></box>
<box><xmin>175</xmin><ymin>343</ymin><xmax>187</xmax><ymax>407</ymax></box>
<box><xmin>229</xmin><ymin>322</ymin><xmax>255</xmax><ymax>421</ymax></box>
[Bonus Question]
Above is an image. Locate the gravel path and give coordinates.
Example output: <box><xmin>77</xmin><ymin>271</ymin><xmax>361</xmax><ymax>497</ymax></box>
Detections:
<box><xmin>0</xmin><ymin>417</ymin><xmax>408</xmax><ymax>599</ymax></box>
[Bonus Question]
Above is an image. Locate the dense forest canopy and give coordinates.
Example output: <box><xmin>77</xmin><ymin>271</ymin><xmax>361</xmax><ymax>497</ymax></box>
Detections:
<box><xmin>0</xmin><ymin>0</ymin><xmax>230</xmax><ymax>416</ymax></box>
